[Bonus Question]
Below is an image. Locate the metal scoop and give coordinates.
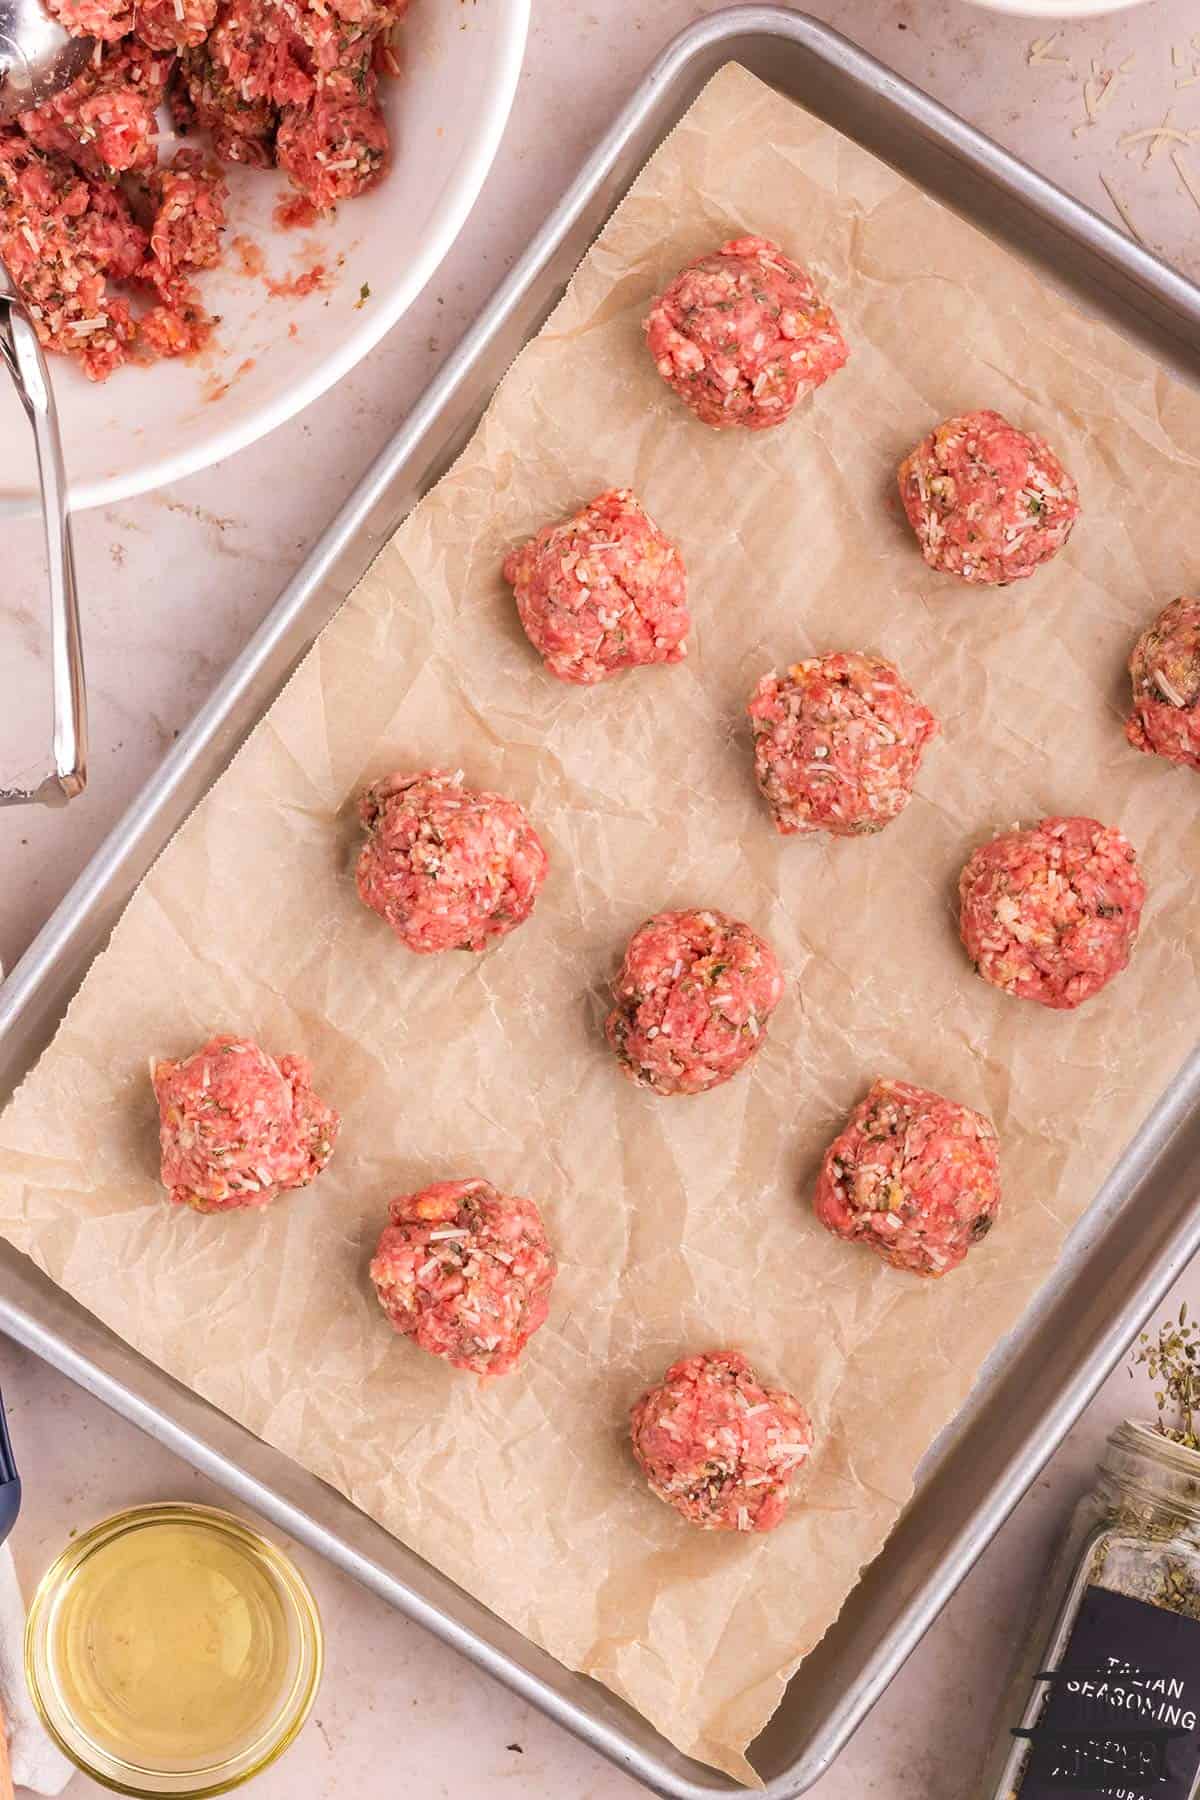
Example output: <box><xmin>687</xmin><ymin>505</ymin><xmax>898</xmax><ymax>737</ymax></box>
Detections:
<box><xmin>0</xmin><ymin>0</ymin><xmax>93</xmax><ymax>120</ymax></box>
<box><xmin>0</xmin><ymin>0</ymin><xmax>89</xmax><ymax>805</ymax></box>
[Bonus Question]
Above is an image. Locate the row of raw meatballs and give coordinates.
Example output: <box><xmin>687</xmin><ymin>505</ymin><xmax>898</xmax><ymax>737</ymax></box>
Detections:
<box><xmin>507</xmin><ymin>479</ymin><xmax>1200</xmax><ymax>780</ymax></box>
<box><xmin>150</xmin><ymin>1035</ymin><xmax>966</xmax><ymax>1532</ymax></box>
<box><xmin>354</xmin><ymin>770</ymin><xmax>1147</xmax><ymax>1017</ymax></box>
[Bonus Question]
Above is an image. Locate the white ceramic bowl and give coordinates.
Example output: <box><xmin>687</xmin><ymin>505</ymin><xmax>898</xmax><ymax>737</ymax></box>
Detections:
<box><xmin>0</xmin><ymin>0</ymin><xmax>529</xmax><ymax>515</ymax></box>
<box><xmin>965</xmin><ymin>0</ymin><xmax>1152</xmax><ymax>15</ymax></box>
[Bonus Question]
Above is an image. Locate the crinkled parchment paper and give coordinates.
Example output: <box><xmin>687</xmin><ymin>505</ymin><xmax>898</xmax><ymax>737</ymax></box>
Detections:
<box><xmin>2</xmin><ymin>64</ymin><xmax>1200</xmax><ymax>1784</ymax></box>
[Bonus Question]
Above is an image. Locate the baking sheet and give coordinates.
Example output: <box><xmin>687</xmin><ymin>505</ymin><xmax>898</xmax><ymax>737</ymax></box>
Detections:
<box><xmin>2</xmin><ymin>63</ymin><xmax>1200</xmax><ymax>1785</ymax></box>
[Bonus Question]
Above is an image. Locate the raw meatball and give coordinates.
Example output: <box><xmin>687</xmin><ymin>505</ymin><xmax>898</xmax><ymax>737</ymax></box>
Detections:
<box><xmin>502</xmin><ymin>488</ymin><xmax>689</xmax><ymax>686</ymax></box>
<box><xmin>898</xmin><ymin>409</ymin><xmax>1080</xmax><ymax>585</ymax></box>
<box><xmin>605</xmin><ymin>908</ymin><xmax>782</xmax><ymax>1097</ymax></box>
<box><xmin>630</xmin><ymin>1350</ymin><xmax>813</xmax><ymax>1532</ymax></box>
<box><xmin>356</xmin><ymin>768</ymin><xmax>549</xmax><ymax>955</ymax></box>
<box><xmin>747</xmin><ymin>652</ymin><xmax>939</xmax><ymax>838</ymax></box>
<box><xmin>644</xmin><ymin>234</ymin><xmax>848</xmax><ymax>430</ymax></box>
<box><xmin>152</xmin><ymin>1033</ymin><xmax>339</xmax><ymax>1212</ymax></box>
<box><xmin>369</xmin><ymin>1178</ymin><xmax>557</xmax><ymax>1377</ymax></box>
<box><xmin>959</xmin><ymin>816</ymin><xmax>1145</xmax><ymax>1010</ymax></box>
<box><xmin>814</xmin><ymin>1078</ymin><xmax>1001</xmax><ymax>1278</ymax></box>
<box><xmin>1126</xmin><ymin>595</ymin><xmax>1200</xmax><ymax>772</ymax></box>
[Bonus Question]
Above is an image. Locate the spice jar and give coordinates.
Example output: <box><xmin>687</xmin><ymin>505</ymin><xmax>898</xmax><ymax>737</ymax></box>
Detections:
<box><xmin>983</xmin><ymin>1418</ymin><xmax>1200</xmax><ymax>1799</ymax></box>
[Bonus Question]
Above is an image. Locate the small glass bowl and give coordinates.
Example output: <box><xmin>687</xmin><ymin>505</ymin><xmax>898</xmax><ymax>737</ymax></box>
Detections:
<box><xmin>25</xmin><ymin>1503</ymin><xmax>323</xmax><ymax>1798</ymax></box>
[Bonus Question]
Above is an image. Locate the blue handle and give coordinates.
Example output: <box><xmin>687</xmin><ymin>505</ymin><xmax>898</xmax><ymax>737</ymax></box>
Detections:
<box><xmin>0</xmin><ymin>1389</ymin><xmax>22</xmax><ymax>1547</ymax></box>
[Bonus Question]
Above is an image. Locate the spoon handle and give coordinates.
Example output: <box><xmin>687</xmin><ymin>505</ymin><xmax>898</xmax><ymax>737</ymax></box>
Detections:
<box><xmin>0</xmin><ymin>261</ymin><xmax>87</xmax><ymax>807</ymax></box>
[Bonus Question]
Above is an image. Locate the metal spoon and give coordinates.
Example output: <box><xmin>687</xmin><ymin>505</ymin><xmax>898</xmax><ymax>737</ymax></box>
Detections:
<box><xmin>0</xmin><ymin>0</ymin><xmax>93</xmax><ymax>122</ymax></box>
<box><xmin>0</xmin><ymin>0</ymin><xmax>89</xmax><ymax>805</ymax></box>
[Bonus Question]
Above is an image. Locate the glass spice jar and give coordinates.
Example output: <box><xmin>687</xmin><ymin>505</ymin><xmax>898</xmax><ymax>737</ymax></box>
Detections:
<box><xmin>982</xmin><ymin>1418</ymin><xmax>1200</xmax><ymax>1800</ymax></box>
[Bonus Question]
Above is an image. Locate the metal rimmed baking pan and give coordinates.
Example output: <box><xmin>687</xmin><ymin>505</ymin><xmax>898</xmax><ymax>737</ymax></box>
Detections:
<box><xmin>3</xmin><ymin>11</ymin><xmax>1200</xmax><ymax>1796</ymax></box>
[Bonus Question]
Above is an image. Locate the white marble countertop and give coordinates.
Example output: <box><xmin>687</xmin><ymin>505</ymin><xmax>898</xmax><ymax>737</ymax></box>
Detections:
<box><xmin>3</xmin><ymin>1</ymin><xmax>1200</xmax><ymax>1794</ymax></box>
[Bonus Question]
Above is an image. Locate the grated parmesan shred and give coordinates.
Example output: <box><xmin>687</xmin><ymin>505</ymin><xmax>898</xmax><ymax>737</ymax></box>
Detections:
<box><xmin>1172</xmin><ymin>150</ymin><xmax>1200</xmax><ymax>215</ymax></box>
<box><xmin>1075</xmin><ymin>60</ymin><xmax>1134</xmax><ymax>137</ymax></box>
<box><xmin>1029</xmin><ymin>33</ymin><xmax>1071</xmax><ymax>69</ymax></box>
<box><xmin>1119</xmin><ymin>111</ymin><xmax>1199</xmax><ymax>170</ymax></box>
<box><xmin>1099</xmin><ymin>173</ymin><xmax>1144</xmax><ymax>246</ymax></box>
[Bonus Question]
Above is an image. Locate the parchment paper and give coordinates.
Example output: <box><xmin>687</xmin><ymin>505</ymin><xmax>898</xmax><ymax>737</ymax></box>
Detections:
<box><xmin>2</xmin><ymin>65</ymin><xmax>1200</xmax><ymax>1784</ymax></box>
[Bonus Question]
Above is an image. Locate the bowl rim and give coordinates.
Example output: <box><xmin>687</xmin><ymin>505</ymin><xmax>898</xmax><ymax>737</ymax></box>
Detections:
<box><xmin>59</xmin><ymin>0</ymin><xmax>531</xmax><ymax>514</ymax></box>
<box><xmin>963</xmin><ymin>0</ymin><xmax>1154</xmax><ymax>14</ymax></box>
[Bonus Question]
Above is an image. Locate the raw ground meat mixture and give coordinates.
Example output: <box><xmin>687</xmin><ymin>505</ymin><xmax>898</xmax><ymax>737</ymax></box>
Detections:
<box><xmin>172</xmin><ymin>45</ymin><xmax>278</xmax><ymax>167</ymax></box>
<box><xmin>146</xmin><ymin>149</ymin><xmax>225</xmax><ymax>287</ymax></box>
<box><xmin>47</xmin><ymin>0</ymin><xmax>134</xmax><ymax>41</ymax></box>
<box><xmin>747</xmin><ymin>652</ymin><xmax>939</xmax><ymax>838</ymax></box>
<box><xmin>136</xmin><ymin>0</ymin><xmax>217</xmax><ymax>53</ymax></box>
<box><xmin>20</xmin><ymin>43</ymin><xmax>168</xmax><ymax>176</ymax></box>
<box><xmin>605</xmin><ymin>908</ymin><xmax>783</xmax><ymax>1097</ymax></box>
<box><xmin>275</xmin><ymin>90</ymin><xmax>388</xmax><ymax>213</ymax></box>
<box><xmin>644</xmin><ymin>235</ymin><xmax>848</xmax><ymax>430</ymax></box>
<box><xmin>356</xmin><ymin>768</ymin><xmax>549</xmax><ymax>955</ymax></box>
<box><xmin>959</xmin><ymin>816</ymin><xmax>1146</xmax><ymax>1011</ymax></box>
<box><xmin>1126</xmin><ymin>595</ymin><xmax>1200</xmax><ymax>772</ymax></box>
<box><xmin>3</xmin><ymin>0</ymin><xmax>409</xmax><ymax>377</ymax></box>
<box><xmin>814</xmin><ymin>1077</ymin><xmax>1001</xmax><ymax>1278</ymax></box>
<box><xmin>502</xmin><ymin>488</ymin><xmax>689</xmax><ymax>686</ymax></box>
<box><xmin>0</xmin><ymin>126</ymin><xmax>146</xmax><ymax>379</ymax></box>
<box><xmin>630</xmin><ymin>1350</ymin><xmax>813</xmax><ymax>1532</ymax></box>
<box><xmin>369</xmin><ymin>1178</ymin><xmax>557</xmax><ymax>1377</ymax></box>
<box><xmin>152</xmin><ymin>1032</ymin><xmax>339</xmax><ymax>1211</ymax></box>
<box><xmin>898</xmin><ymin>408</ymin><xmax>1080</xmax><ymax>585</ymax></box>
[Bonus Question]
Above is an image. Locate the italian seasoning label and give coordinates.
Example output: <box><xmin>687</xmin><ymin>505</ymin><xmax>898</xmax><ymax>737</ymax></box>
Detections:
<box><xmin>1017</xmin><ymin>1585</ymin><xmax>1200</xmax><ymax>1796</ymax></box>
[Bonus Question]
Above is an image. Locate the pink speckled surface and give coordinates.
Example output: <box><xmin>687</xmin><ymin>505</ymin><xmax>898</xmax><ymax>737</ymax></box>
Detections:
<box><xmin>3</xmin><ymin>3</ymin><xmax>1198</xmax><ymax>1794</ymax></box>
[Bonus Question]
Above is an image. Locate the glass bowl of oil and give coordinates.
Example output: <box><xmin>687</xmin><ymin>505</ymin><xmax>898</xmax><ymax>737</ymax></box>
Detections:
<box><xmin>25</xmin><ymin>1502</ymin><xmax>323</xmax><ymax>1797</ymax></box>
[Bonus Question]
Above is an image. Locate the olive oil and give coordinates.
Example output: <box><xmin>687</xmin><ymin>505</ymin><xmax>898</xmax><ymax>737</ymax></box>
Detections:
<box><xmin>26</xmin><ymin>1505</ymin><xmax>323</xmax><ymax>1797</ymax></box>
<box><xmin>52</xmin><ymin>1517</ymin><xmax>292</xmax><ymax>1766</ymax></box>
